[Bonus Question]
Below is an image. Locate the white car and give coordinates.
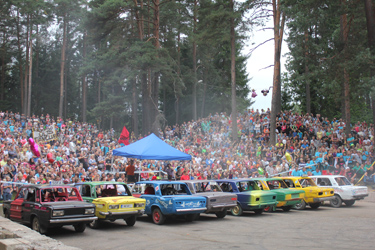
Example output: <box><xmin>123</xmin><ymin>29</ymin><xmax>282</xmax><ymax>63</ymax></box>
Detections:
<box><xmin>310</xmin><ymin>175</ymin><xmax>368</xmax><ymax>207</ymax></box>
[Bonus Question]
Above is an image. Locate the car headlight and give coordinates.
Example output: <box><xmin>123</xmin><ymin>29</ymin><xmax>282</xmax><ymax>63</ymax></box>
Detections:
<box><xmin>134</xmin><ymin>203</ymin><xmax>144</xmax><ymax>208</ymax></box>
<box><xmin>85</xmin><ymin>208</ymin><xmax>95</xmax><ymax>214</ymax></box>
<box><xmin>96</xmin><ymin>204</ymin><xmax>105</xmax><ymax>208</ymax></box>
<box><xmin>52</xmin><ymin>210</ymin><xmax>64</xmax><ymax>217</ymax></box>
<box><xmin>108</xmin><ymin>205</ymin><xmax>119</xmax><ymax>210</ymax></box>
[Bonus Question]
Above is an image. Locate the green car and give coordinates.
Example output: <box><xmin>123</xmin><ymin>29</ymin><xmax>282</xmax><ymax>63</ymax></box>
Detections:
<box><xmin>216</xmin><ymin>179</ymin><xmax>277</xmax><ymax>215</ymax></box>
<box><xmin>252</xmin><ymin>177</ymin><xmax>305</xmax><ymax>211</ymax></box>
<box><xmin>74</xmin><ymin>182</ymin><xmax>146</xmax><ymax>228</ymax></box>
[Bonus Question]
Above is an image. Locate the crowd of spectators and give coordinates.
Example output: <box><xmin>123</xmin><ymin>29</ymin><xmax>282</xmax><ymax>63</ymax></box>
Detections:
<box><xmin>1</xmin><ymin>109</ymin><xmax>375</xmax><ymax>200</ymax></box>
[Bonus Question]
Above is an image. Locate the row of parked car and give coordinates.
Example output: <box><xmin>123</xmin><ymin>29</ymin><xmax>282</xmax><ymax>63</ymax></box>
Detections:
<box><xmin>2</xmin><ymin>175</ymin><xmax>369</xmax><ymax>233</ymax></box>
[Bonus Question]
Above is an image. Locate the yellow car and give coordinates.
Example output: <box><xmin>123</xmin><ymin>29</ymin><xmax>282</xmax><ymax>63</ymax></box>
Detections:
<box><xmin>75</xmin><ymin>182</ymin><xmax>146</xmax><ymax>228</ymax></box>
<box><xmin>282</xmin><ymin>177</ymin><xmax>334</xmax><ymax>210</ymax></box>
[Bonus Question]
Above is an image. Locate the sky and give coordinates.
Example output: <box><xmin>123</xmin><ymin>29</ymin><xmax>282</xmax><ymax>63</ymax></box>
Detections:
<box><xmin>243</xmin><ymin>20</ymin><xmax>289</xmax><ymax>111</ymax></box>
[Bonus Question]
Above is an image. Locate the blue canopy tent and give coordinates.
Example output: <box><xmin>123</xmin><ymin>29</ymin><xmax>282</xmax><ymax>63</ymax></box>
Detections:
<box><xmin>112</xmin><ymin>133</ymin><xmax>192</xmax><ymax>160</ymax></box>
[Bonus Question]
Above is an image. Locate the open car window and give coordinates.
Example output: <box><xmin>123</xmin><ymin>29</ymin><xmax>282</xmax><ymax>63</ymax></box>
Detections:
<box><xmin>192</xmin><ymin>182</ymin><xmax>222</xmax><ymax>193</ymax></box>
<box><xmin>283</xmin><ymin>179</ymin><xmax>297</xmax><ymax>188</ymax></box>
<box><xmin>40</xmin><ymin>187</ymin><xmax>81</xmax><ymax>202</ymax></box>
<box><xmin>335</xmin><ymin>177</ymin><xmax>351</xmax><ymax>186</ymax></box>
<box><xmin>95</xmin><ymin>184</ymin><xmax>131</xmax><ymax>197</ymax></box>
<box><xmin>266</xmin><ymin>180</ymin><xmax>288</xmax><ymax>189</ymax></box>
<box><xmin>237</xmin><ymin>181</ymin><xmax>260</xmax><ymax>192</ymax></box>
<box><xmin>219</xmin><ymin>182</ymin><xmax>233</xmax><ymax>192</ymax></box>
<box><xmin>315</xmin><ymin>178</ymin><xmax>332</xmax><ymax>186</ymax></box>
<box><xmin>160</xmin><ymin>184</ymin><xmax>189</xmax><ymax>195</ymax></box>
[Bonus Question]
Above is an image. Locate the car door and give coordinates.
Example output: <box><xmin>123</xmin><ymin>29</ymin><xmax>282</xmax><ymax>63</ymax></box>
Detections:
<box><xmin>10</xmin><ymin>187</ymin><xmax>26</xmax><ymax>221</ymax></box>
<box><xmin>139</xmin><ymin>184</ymin><xmax>156</xmax><ymax>214</ymax></box>
<box><xmin>22</xmin><ymin>187</ymin><xmax>37</xmax><ymax>223</ymax></box>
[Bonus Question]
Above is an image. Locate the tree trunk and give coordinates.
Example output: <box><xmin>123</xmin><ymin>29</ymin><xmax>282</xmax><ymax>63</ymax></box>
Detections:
<box><xmin>201</xmin><ymin>67</ymin><xmax>207</xmax><ymax>118</ymax></box>
<box><xmin>305</xmin><ymin>30</ymin><xmax>311</xmax><ymax>114</ymax></box>
<box><xmin>132</xmin><ymin>77</ymin><xmax>138</xmax><ymax>137</ymax></box>
<box><xmin>27</xmin><ymin>37</ymin><xmax>32</xmax><ymax>117</ymax></box>
<box><xmin>230</xmin><ymin>0</ymin><xmax>237</xmax><ymax>143</ymax></box>
<box><xmin>270</xmin><ymin>0</ymin><xmax>285</xmax><ymax>145</ymax></box>
<box><xmin>82</xmin><ymin>31</ymin><xmax>87</xmax><ymax>123</ymax></box>
<box><xmin>23</xmin><ymin>15</ymin><xmax>30</xmax><ymax>116</ymax></box>
<box><xmin>363</xmin><ymin>0</ymin><xmax>375</xmax><ymax>152</ymax></box>
<box><xmin>59</xmin><ymin>13</ymin><xmax>67</xmax><ymax>118</ymax></box>
<box><xmin>192</xmin><ymin>0</ymin><xmax>198</xmax><ymax>120</ymax></box>
<box><xmin>340</xmin><ymin>7</ymin><xmax>351</xmax><ymax>135</ymax></box>
<box><xmin>16</xmin><ymin>9</ymin><xmax>24</xmax><ymax>113</ymax></box>
<box><xmin>1</xmin><ymin>46</ymin><xmax>4</xmax><ymax>101</ymax></box>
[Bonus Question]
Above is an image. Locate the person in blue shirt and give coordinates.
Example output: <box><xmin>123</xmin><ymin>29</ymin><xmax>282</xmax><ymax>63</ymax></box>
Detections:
<box><xmin>291</xmin><ymin>165</ymin><xmax>301</xmax><ymax>176</ymax></box>
<box><xmin>312</xmin><ymin>168</ymin><xmax>322</xmax><ymax>176</ymax></box>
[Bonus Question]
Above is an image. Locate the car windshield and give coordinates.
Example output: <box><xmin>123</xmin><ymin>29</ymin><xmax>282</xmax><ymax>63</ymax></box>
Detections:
<box><xmin>191</xmin><ymin>182</ymin><xmax>222</xmax><ymax>193</ymax></box>
<box><xmin>41</xmin><ymin>187</ymin><xmax>80</xmax><ymax>202</ymax></box>
<box><xmin>95</xmin><ymin>184</ymin><xmax>131</xmax><ymax>197</ymax></box>
<box><xmin>299</xmin><ymin>178</ymin><xmax>317</xmax><ymax>187</ymax></box>
<box><xmin>237</xmin><ymin>181</ymin><xmax>261</xmax><ymax>192</ymax></box>
<box><xmin>266</xmin><ymin>180</ymin><xmax>288</xmax><ymax>189</ymax></box>
<box><xmin>335</xmin><ymin>177</ymin><xmax>351</xmax><ymax>186</ymax></box>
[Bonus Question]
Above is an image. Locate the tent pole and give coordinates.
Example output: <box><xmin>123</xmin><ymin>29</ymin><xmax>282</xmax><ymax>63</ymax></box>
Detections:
<box><xmin>111</xmin><ymin>156</ymin><xmax>114</xmax><ymax>172</ymax></box>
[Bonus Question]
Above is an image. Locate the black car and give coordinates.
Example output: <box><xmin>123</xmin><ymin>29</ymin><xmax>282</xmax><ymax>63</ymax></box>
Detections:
<box><xmin>3</xmin><ymin>184</ymin><xmax>97</xmax><ymax>234</ymax></box>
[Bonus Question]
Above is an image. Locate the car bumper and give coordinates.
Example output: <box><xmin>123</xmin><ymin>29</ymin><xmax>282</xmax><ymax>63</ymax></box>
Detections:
<box><xmin>352</xmin><ymin>194</ymin><xmax>369</xmax><ymax>200</ymax></box>
<box><xmin>247</xmin><ymin>201</ymin><xmax>277</xmax><ymax>210</ymax></box>
<box><xmin>99</xmin><ymin>209</ymin><xmax>144</xmax><ymax>217</ymax></box>
<box><xmin>313</xmin><ymin>196</ymin><xmax>335</xmax><ymax>203</ymax></box>
<box><xmin>206</xmin><ymin>204</ymin><xmax>237</xmax><ymax>213</ymax></box>
<box><xmin>50</xmin><ymin>216</ymin><xmax>98</xmax><ymax>224</ymax></box>
<box><xmin>176</xmin><ymin>208</ymin><xmax>207</xmax><ymax>212</ymax></box>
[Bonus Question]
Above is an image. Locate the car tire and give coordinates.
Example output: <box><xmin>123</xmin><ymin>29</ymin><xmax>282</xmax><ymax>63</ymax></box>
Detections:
<box><xmin>294</xmin><ymin>200</ymin><xmax>306</xmax><ymax>210</ymax></box>
<box><xmin>152</xmin><ymin>208</ymin><xmax>166</xmax><ymax>225</ymax></box>
<box><xmin>88</xmin><ymin>219</ymin><xmax>101</xmax><ymax>229</ymax></box>
<box><xmin>330</xmin><ymin>195</ymin><xmax>342</xmax><ymax>208</ymax></box>
<box><xmin>125</xmin><ymin>216</ymin><xmax>136</xmax><ymax>226</ymax></box>
<box><xmin>282</xmin><ymin>206</ymin><xmax>291</xmax><ymax>212</ymax></box>
<box><xmin>32</xmin><ymin>217</ymin><xmax>46</xmax><ymax>234</ymax></box>
<box><xmin>309</xmin><ymin>203</ymin><xmax>321</xmax><ymax>209</ymax></box>
<box><xmin>4</xmin><ymin>209</ymin><xmax>10</xmax><ymax>219</ymax></box>
<box><xmin>215</xmin><ymin>210</ymin><xmax>227</xmax><ymax>219</ymax></box>
<box><xmin>231</xmin><ymin>204</ymin><xmax>243</xmax><ymax>216</ymax></box>
<box><xmin>254</xmin><ymin>209</ymin><xmax>263</xmax><ymax>215</ymax></box>
<box><xmin>74</xmin><ymin>223</ymin><xmax>86</xmax><ymax>233</ymax></box>
<box><xmin>344</xmin><ymin>200</ymin><xmax>355</xmax><ymax>207</ymax></box>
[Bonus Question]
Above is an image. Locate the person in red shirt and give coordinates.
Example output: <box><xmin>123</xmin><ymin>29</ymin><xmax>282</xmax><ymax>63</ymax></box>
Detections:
<box><xmin>126</xmin><ymin>159</ymin><xmax>136</xmax><ymax>183</ymax></box>
<box><xmin>180</xmin><ymin>169</ymin><xmax>190</xmax><ymax>180</ymax></box>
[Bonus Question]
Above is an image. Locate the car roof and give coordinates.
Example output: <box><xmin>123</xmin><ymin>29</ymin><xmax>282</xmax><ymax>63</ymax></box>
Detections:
<box><xmin>136</xmin><ymin>181</ymin><xmax>187</xmax><ymax>185</ymax></box>
<box><xmin>215</xmin><ymin>178</ymin><xmax>254</xmax><ymax>182</ymax></box>
<box><xmin>182</xmin><ymin>180</ymin><xmax>218</xmax><ymax>183</ymax></box>
<box><xmin>75</xmin><ymin>181</ymin><xmax>127</xmax><ymax>185</ymax></box>
<box><xmin>310</xmin><ymin>175</ymin><xmax>344</xmax><ymax>178</ymax></box>
<box><xmin>20</xmin><ymin>184</ymin><xmax>76</xmax><ymax>189</ymax></box>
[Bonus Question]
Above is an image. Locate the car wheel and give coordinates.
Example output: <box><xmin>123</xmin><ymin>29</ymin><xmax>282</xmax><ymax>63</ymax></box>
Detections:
<box><xmin>309</xmin><ymin>203</ymin><xmax>321</xmax><ymax>209</ymax></box>
<box><xmin>254</xmin><ymin>209</ymin><xmax>263</xmax><ymax>215</ymax></box>
<box><xmin>125</xmin><ymin>216</ymin><xmax>136</xmax><ymax>226</ymax></box>
<box><xmin>215</xmin><ymin>210</ymin><xmax>227</xmax><ymax>219</ymax></box>
<box><xmin>344</xmin><ymin>200</ymin><xmax>355</xmax><ymax>207</ymax></box>
<box><xmin>74</xmin><ymin>223</ymin><xmax>86</xmax><ymax>233</ymax></box>
<box><xmin>231</xmin><ymin>204</ymin><xmax>243</xmax><ymax>216</ymax></box>
<box><xmin>330</xmin><ymin>195</ymin><xmax>342</xmax><ymax>208</ymax></box>
<box><xmin>152</xmin><ymin>208</ymin><xmax>166</xmax><ymax>225</ymax></box>
<box><xmin>4</xmin><ymin>209</ymin><xmax>10</xmax><ymax>219</ymax></box>
<box><xmin>88</xmin><ymin>219</ymin><xmax>101</xmax><ymax>229</ymax></box>
<box><xmin>32</xmin><ymin>217</ymin><xmax>46</xmax><ymax>234</ymax></box>
<box><xmin>294</xmin><ymin>200</ymin><xmax>306</xmax><ymax>210</ymax></box>
<box><xmin>282</xmin><ymin>206</ymin><xmax>291</xmax><ymax>212</ymax></box>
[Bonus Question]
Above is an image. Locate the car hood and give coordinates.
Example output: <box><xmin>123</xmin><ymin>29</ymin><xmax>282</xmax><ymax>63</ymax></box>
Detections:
<box><xmin>191</xmin><ymin>192</ymin><xmax>237</xmax><ymax>199</ymax></box>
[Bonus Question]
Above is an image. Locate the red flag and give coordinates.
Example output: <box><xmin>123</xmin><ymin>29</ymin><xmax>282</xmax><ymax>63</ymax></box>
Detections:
<box><xmin>118</xmin><ymin>126</ymin><xmax>130</xmax><ymax>145</ymax></box>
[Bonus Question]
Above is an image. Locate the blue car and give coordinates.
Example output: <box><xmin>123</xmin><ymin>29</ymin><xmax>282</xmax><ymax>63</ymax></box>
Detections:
<box><xmin>132</xmin><ymin>181</ymin><xmax>207</xmax><ymax>224</ymax></box>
